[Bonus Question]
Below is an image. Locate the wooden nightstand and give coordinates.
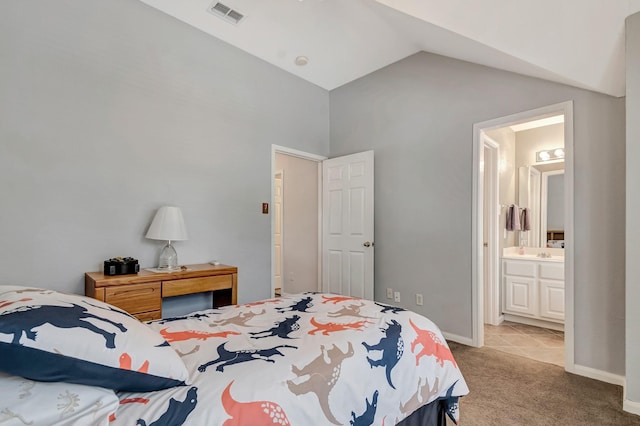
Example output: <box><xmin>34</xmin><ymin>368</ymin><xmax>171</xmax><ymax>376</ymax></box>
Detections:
<box><xmin>85</xmin><ymin>264</ymin><xmax>237</xmax><ymax>321</ymax></box>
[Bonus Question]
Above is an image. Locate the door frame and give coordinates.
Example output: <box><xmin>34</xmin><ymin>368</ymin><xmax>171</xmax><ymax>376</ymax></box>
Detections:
<box><xmin>271</xmin><ymin>145</ymin><xmax>327</xmax><ymax>298</ymax></box>
<box><xmin>471</xmin><ymin>101</ymin><xmax>575</xmax><ymax>372</ymax></box>
<box><xmin>482</xmin><ymin>135</ymin><xmax>501</xmax><ymax>326</ymax></box>
<box><xmin>273</xmin><ymin>169</ymin><xmax>284</xmax><ymax>294</ymax></box>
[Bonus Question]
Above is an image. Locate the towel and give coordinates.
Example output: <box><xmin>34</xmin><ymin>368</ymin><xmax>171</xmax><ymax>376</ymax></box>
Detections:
<box><xmin>520</xmin><ymin>207</ymin><xmax>531</xmax><ymax>231</ymax></box>
<box><xmin>506</xmin><ymin>204</ymin><xmax>521</xmax><ymax>231</ymax></box>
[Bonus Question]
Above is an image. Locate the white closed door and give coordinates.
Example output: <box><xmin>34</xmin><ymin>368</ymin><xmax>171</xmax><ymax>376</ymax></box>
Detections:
<box><xmin>322</xmin><ymin>151</ymin><xmax>374</xmax><ymax>299</ymax></box>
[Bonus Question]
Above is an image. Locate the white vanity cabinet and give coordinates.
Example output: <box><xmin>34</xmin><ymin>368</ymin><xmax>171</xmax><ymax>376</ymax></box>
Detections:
<box><xmin>502</xmin><ymin>257</ymin><xmax>564</xmax><ymax>324</ymax></box>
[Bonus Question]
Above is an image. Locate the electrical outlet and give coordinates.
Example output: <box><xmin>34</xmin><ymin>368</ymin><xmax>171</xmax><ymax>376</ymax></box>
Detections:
<box><xmin>416</xmin><ymin>293</ymin><xmax>424</xmax><ymax>306</ymax></box>
<box><xmin>394</xmin><ymin>291</ymin><xmax>401</xmax><ymax>303</ymax></box>
<box><xmin>386</xmin><ymin>288</ymin><xmax>393</xmax><ymax>299</ymax></box>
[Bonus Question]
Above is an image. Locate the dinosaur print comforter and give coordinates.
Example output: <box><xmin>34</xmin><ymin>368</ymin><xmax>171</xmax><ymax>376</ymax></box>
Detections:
<box><xmin>111</xmin><ymin>293</ymin><xmax>469</xmax><ymax>426</ymax></box>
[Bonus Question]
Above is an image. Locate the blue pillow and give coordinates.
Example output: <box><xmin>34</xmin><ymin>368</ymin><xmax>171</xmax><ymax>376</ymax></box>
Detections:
<box><xmin>0</xmin><ymin>286</ymin><xmax>189</xmax><ymax>392</ymax></box>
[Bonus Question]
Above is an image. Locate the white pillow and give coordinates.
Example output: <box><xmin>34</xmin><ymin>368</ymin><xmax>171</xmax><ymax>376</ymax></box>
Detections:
<box><xmin>0</xmin><ymin>372</ymin><xmax>119</xmax><ymax>426</ymax></box>
<box><xmin>0</xmin><ymin>286</ymin><xmax>189</xmax><ymax>392</ymax></box>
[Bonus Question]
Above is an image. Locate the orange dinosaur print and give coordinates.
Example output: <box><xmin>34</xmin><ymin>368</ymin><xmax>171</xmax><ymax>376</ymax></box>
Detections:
<box><xmin>119</xmin><ymin>353</ymin><xmax>149</xmax><ymax>373</ymax></box>
<box><xmin>222</xmin><ymin>381</ymin><xmax>290</xmax><ymax>426</ymax></box>
<box><xmin>120</xmin><ymin>397</ymin><xmax>150</xmax><ymax>405</ymax></box>
<box><xmin>409</xmin><ymin>318</ymin><xmax>457</xmax><ymax>368</ymax></box>
<box><xmin>110</xmin><ymin>398</ymin><xmax>150</xmax><ymax>422</ymax></box>
<box><xmin>160</xmin><ymin>328</ymin><xmax>240</xmax><ymax>343</ymax></box>
<box><xmin>0</xmin><ymin>298</ymin><xmax>32</xmax><ymax>309</ymax></box>
<box><xmin>308</xmin><ymin>317</ymin><xmax>373</xmax><ymax>335</ymax></box>
<box><xmin>321</xmin><ymin>295</ymin><xmax>356</xmax><ymax>304</ymax></box>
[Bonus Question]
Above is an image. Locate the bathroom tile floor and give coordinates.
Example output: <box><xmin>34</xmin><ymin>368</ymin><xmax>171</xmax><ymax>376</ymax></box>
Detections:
<box><xmin>484</xmin><ymin>321</ymin><xmax>565</xmax><ymax>367</ymax></box>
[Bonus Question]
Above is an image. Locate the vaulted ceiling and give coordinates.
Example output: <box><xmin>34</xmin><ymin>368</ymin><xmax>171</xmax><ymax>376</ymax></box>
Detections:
<box><xmin>139</xmin><ymin>0</ymin><xmax>640</xmax><ymax>97</ymax></box>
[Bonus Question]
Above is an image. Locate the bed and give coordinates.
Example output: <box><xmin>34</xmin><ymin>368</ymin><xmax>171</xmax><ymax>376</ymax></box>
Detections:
<box><xmin>0</xmin><ymin>286</ymin><xmax>468</xmax><ymax>426</ymax></box>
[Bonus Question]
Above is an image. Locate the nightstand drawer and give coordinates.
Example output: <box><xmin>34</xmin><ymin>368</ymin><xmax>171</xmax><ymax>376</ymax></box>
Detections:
<box><xmin>134</xmin><ymin>310</ymin><xmax>161</xmax><ymax>322</ymax></box>
<box><xmin>163</xmin><ymin>275</ymin><xmax>233</xmax><ymax>298</ymax></box>
<box><xmin>105</xmin><ymin>282</ymin><xmax>161</xmax><ymax>315</ymax></box>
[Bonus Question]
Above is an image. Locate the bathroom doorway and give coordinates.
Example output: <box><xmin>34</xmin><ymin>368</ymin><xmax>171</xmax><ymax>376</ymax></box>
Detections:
<box><xmin>472</xmin><ymin>101</ymin><xmax>574</xmax><ymax>371</ymax></box>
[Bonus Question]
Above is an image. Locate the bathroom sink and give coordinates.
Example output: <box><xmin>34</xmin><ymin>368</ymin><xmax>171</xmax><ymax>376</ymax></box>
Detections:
<box><xmin>502</xmin><ymin>253</ymin><xmax>564</xmax><ymax>262</ymax></box>
<box><xmin>501</xmin><ymin>247</ymin><xmax>564</xmax><ymax>262</ymax></box>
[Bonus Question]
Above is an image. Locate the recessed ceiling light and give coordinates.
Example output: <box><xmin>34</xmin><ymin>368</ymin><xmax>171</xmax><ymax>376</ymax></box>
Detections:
<box><xmin>295</xmin><ymin>56</ymin><xmax>309</xmax><ymax>66</ymax></box>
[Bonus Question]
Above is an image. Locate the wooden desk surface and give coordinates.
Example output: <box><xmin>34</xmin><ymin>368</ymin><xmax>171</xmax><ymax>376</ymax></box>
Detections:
<box><xmin>86</xmin><ymin>263</ymin><xmax>238</xmax><ymax>287</ymax></box>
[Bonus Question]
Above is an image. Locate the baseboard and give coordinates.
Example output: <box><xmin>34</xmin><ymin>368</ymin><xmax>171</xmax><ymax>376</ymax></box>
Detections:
<box><xmin>623</xmin><ymin>398</ymin><xmax>640</xmax><ymax>416</ymax></box>
<box><xmin>442</xmin><ymin>331</ymin><xmax>474</xmax><ymax>346</ymax></box>
<box><xmin>503</xmin><ymin>314</ymin><xmax>564</xmax><ymax>331</ymax></box>
<box><xmin>569</xmin><ymin>363</ymin><xmax>625</xmax><ymax>386</ymax></box>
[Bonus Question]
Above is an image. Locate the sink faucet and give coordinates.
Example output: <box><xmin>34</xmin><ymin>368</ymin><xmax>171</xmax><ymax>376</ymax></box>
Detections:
<box><xmin>537</xmin><ymin>252</ymin><xmax>552</xmax><ymax>258</ymax></box>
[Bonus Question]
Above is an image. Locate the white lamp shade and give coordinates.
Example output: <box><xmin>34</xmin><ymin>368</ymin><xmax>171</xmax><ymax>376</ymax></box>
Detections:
<box><xmin>145</xmin><ymin>206</ymin><xmax>188</xmax><ymax>241</ymax></box>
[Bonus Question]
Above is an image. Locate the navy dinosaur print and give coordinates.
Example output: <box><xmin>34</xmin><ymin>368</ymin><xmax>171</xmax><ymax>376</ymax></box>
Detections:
<box><xmin>350</xmin><ymin>390</ymin><xmax>379</xmax><ymax>426</ymax></box>
<box><xmin>249</xmin><ymin>315</ymin><xmax>301</xmax><ymax>339</ymax></box>
<box><xmin>362</xmin><ymin>320</ymin><xmax>404</xmax><ymax>389</ymax></box>
<box><xmin>0</xmin><ymin>303</ymin><xmax>126</xmax><ymax>348</ymax></box>
<box><xmin>276</xmin><ymin>296</ymin><xmax>314</xmax><ymax>313</ymax></box>
<box><xmin>374</xmin><ymin>302</ymin><xmax>406</xmax><ymax>314</ymax></box>
<box><xmin>136</xmin><ymin>386</ymin><xmax>198</xmax><ymax>426</ymax></box>
<box><xmin>83</xmin><ymin>299</ymin><xmax>131</xmax><ymax>316</ymax></box>
<box><xmin>153</xmin><ymin>313</ymin><xmax>212</xmax><ymax>325</ymax></box>
<box><xmin>440</xmin><ymin>381</ymin><xmax>460</xmax><ymax>423</ymax></box>
<box><xmin>197</xmin><ymin>342</ymin><xmax>297</xmax><ymax>373</ymax></box>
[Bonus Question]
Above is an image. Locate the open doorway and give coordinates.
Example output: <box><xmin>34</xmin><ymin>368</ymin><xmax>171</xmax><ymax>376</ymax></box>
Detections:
<box><xmin>272</xmin><ymin>147</ymin><xmax>324</xmax><ymax>297</ymax></box>
<box><xmin>472</xmin><ymin>101</ymin><xmax>574</xmax><ymax>372</ymax></box>
<box><xmin>271</xmin><ymin>146</ymin><xmax>375</xmax><ymax>300</ymax></box>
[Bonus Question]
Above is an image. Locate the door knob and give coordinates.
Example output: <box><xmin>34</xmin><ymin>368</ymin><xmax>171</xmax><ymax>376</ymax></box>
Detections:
<box><xmin>363</xmin><ymin>241</ymin><xmax>373</xmax><ymax>247</ymax></box>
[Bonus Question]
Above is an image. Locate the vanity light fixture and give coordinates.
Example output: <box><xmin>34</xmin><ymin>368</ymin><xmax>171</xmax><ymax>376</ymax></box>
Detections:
<box><xmin>536</xmin><ymin>147</ymin><xmax>565</xmax><ymax>163</ymax></box>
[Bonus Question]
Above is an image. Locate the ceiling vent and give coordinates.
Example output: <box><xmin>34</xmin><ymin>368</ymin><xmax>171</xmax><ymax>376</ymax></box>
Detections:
<box><xmin>208</xmin><ymin>1</ymin><xmax>245</xmax><ymax>25</ymax></box>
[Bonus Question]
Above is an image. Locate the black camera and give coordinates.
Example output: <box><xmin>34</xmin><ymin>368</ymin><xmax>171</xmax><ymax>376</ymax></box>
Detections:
<box><xmin>104</xmin><ymin>257</ymin><xmax>140</xmax><ymax>276</ymax></box>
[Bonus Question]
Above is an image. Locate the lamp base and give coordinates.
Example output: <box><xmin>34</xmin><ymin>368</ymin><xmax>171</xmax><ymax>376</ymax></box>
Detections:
<box><xmin>157</xmin><ymin>241</ymin><xmax>179</xmax><ymax>270</ymax></box>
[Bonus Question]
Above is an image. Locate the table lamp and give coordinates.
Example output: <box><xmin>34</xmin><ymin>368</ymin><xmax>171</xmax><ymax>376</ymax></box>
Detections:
<box><xmin>145</xmin><ymin>206</ymin><xmax>188</xmax><ymax>270</ymax></box>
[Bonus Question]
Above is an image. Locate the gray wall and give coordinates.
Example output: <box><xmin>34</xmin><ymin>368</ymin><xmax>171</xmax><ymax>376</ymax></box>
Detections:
<box><xmin>274</xmin><ymin>153</ymin><xmax>319</xmax><ymax>294</ymax></box>
<box><xmin>0</xmin><ymin>0</ymin><xmax>329</xmax><ymax>304</ymax></box>
<box><xmin>330</xmin><ymin>52</ymin><xmax>626</xmax><ymax>374</ymax></box>
<box><xmin>626</xmin><ymin>11</ymin><xmax>640</xmax><ymax>406</ymax></box>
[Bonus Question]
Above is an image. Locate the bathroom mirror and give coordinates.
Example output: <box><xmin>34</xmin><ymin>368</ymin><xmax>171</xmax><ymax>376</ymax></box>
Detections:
<box><xmin>541</xmin><ymin>170</ymin><xmax>565</xmax><ymax>247</ymax></box>
<box><xmin>518</xmin><ymin>166</ymin><xmax>565</xmax><ymax>248</ymax></box>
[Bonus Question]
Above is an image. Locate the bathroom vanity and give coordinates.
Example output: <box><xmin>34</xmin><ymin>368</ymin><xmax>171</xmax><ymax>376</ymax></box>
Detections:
<box><xmin>502</xmin><ymin>248</ymin><xmax>565</xmax><ymax>330</ymax></box>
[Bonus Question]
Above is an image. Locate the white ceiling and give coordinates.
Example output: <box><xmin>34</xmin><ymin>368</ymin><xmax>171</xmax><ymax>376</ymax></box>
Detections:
<box><xmin>139</xmin><ymin>0</ymin><xmax>640</xmax><ymax>97</ymax></box>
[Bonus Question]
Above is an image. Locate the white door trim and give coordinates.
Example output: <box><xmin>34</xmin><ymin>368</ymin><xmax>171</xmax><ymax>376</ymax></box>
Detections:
<box><xmin>271</xmin><ymin>145</ymin><xmax>327</xmax><ymax>298</ymax></box>
<box><xmin>472</xmin><ymin>101</ymin><xmax>575</xmax><ymax>373</ymax></box>
<box><xmin>482</xmin><ymin>135</ymin><xmax>501</xmax><ymax>326</ymax></box>
<box><xmin>274</xmin><ymin>169</ymin><xmax>284</xmax><ymax>294</ymax></box>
